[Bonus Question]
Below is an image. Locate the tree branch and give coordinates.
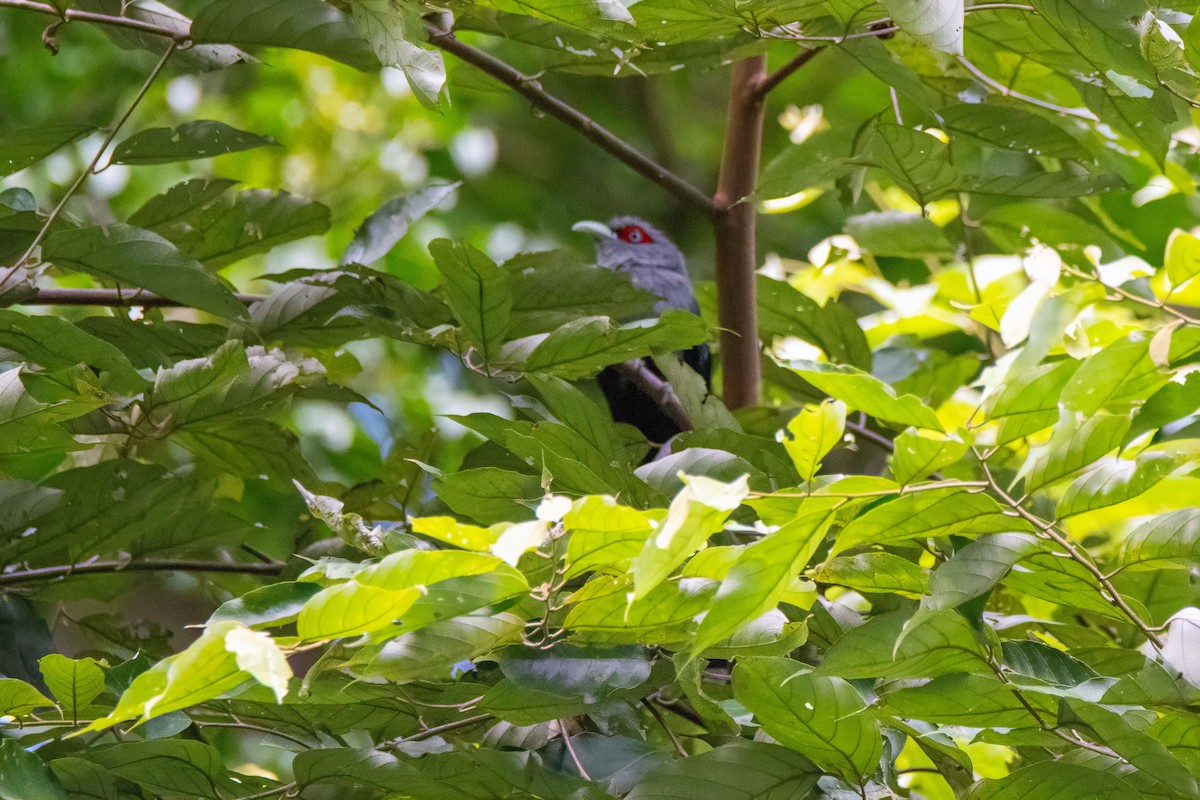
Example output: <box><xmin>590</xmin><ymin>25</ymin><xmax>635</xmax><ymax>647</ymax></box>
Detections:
<box><xmin>426</xmin><ymin>28</ymin><xmax>715</xmax><ymax>216</ymax></box>
<box><xmin>611</xmin><ymin>359</ymin><xmax>693</xmax><ymax>433</ymax></box>
<box><xmin>713</xmin><ymin>56</ymin><xmax>767</xmax><ymax>409</ymax></box>
<box><xmin>754</xmin><ymin>46</ymin><xmax>823</xmax><ymax>99</ymax></box>
<box><xmin>0</xmin><ymin>0</ymin><xmax>189</xmax><ymax>42</ymax></box>
<box><xmin>0</xmin><ymin>557</ymin><xmax>286</xmax><ymax>586</ymax></box>
<box><xmin>18</xmin><ymin>287</ymin><xmax>264</xmax><ymax>307</ymax></box>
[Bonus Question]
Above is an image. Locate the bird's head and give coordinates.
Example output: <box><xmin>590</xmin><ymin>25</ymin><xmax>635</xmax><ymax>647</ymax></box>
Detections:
<box><xmin>572</xmin><ymin>216</ymin><xmax>688</xmax><ymax>279</ymax></box>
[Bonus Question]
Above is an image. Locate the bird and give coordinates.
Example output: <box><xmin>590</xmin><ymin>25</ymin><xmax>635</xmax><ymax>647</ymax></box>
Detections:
<box><xmin>572</xmin><ymin>216</ymin><xmax>711</xmax><ymax>454</ymax></box>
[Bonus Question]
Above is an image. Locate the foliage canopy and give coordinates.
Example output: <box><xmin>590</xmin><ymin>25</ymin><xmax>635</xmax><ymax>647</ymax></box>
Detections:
<box><xmin>1</xmin><ymin>1</ymin><xmax>1200</xmax><ymax>799</ymax></box>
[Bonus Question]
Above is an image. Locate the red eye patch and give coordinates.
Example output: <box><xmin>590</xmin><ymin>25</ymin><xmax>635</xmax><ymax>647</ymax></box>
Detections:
<box><xmin>617</xmin><ymin>225</ymin><xmax>654</xmax><ymax>244</ymax></box>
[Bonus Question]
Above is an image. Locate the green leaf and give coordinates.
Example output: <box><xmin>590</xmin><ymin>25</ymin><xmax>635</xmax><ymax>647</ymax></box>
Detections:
<box><xmin>478</xmin><ymin>679</ymin><xmax>593</xmax><ymax>725</ymax></box>
<box><xmin>191</xmin><ymin>0</ymin><xmax>379</xmax><ymax>70</ymax></box>
<box><xmin>1121</xmin><ymin>508</ymin><xmax>1200</xmax><ymax>569</ymax></box>
<box><xmin>1060</xmin><ymin>334</ymin><xmax>1164</xmax><ymax>415</ymax></box>
<box><xmin>965</xmin><ymin>762</ymin><xmax>1143</xmax><ymax>799</ymax></box>
<box><xmin>355</xmin><ymin>613</ymin><xmax>525</xmax><ymax>682</ymax></box>
<box><xmin>224</xmin><ymin>625</ymin><xmax>291</xmax><ymax>702</ymax></box>
<box><xmin>987</xmin><ymin>359</ymin><xmax>1079</xmax><ymax>445</ymax></box>
<box><xmin>111</xmin><ymin>120</ymin><xmax>278</xmax><ymax>165</ymax></box>
<box><xmin>127</xmin><ymin>178</ymin><xmax>238</xmax><ymax>232</ymax></box>
<box><xmin>41</xmin><ymin>224</ymin><xmax>246</xmax><ymax>319</ymax></box>
<box><xmin>510</xmin><ymin>310</ymin><xmax>708</xmax><ymax>379</ymax></box>
<box><xmin>564</xmin><ymin>495</ymin><xmax>658</xmax><ymax>578</ymax></box>
<box><xmin>433</xmin><ymin>467</ymin><xmax>542</xmax><ymax>525</ymax></box>
<box><xmin>0</xmin><ymin>123</ymin><xmax>95</xmax><ymax>177</ymax></box>
<box><xmin>1057</xmin><ymin>452</ymin><xmax>1179</xmax><ymax>518</ymax></box>
<box><xmin>209</xmin><ymin>581</ymin><xmax>322</xmax><ymax>628</ymax></box>
<box><xmin>780</xmin><ymin>401</ymin><xmax>845</xmax><ymax>484</ymax></box>
<box><xmin>1165</xmin><ymin>228</ymin><xmax>1200</xmax><ymax>288</ymax></box>
<box><xmin>813</xmin><ymin>553</ymin><xmax>930</xmax><ymax>596</ymax></box>
<box><xmin>342</xmin><ymin>182</ymin><xmax>458</xmax><ymax>265</ymax></box>
<box><xmin>350</xmin><ymin>0</ymin><xmax>447</xmax><ymax>108</ymax></box>
<box><xmin>623</xmin><ymin>740</ymin><xmax>820</xmax><ymax>800</ymax></box>
<box><xmin>429</xmin><ymin>238</ymin><xmax>512</xmax><ymax>364</ymax></box>
<box><xmin>355</xmin><ymin>548</ymin><xmax>502</xmax><ymax>591</ymax></box>
<box><xmin>891</xmin><ymin>428</ymin><xmax>972</xmax><ymax>485</ymax></box>
<box><xmin>922</xmin><ymin>533</ymin><xmax>1041</xmax><ymax>611</ymax></box>
<box><xmin>297</xmin><ymin>582</ymin><xmax>422</xmax><ymax>641</ymax></box>
<box><xmin>153</xmin><ymin>189</ymin><xmax>331</xmax><ymax>269</ymax></box>
<box><xmin>1021</xmin><ymin>411</ymin><xmax>1131</xmax><ymax>492</ymax></box>
<box><xmin>1065</xmin><ymin>698</ymin><xmax>1197</xmax><ymax>795</ymax></box>
<box><xmin>0</xmin><ymin>310</ymin><xmax>146</xmax><ymax>393</ymax></box>
<box><xmin>818</xmin><ymin>609</ymin><xmax>990</xmax><ymax>679</ymax></box>
<box><xmin>882</xmin><ymin>674</ymin><xmax>1054</xmax><ymax>727</ymax></box>
<box><xmin>0</xmin><ymin>677</ymin><xmax>55</xmax><ymax>718</ymax></box>
<box><xmin>0</xmin><ymin>739</ymin><xmax>67</xmax><ymax>800</ymax></box>
<box><xmin>845</xmin><ymin>210</ymin><xmax>954</xmax><ymax>258</ymax></box>
<box><xmin>937</xmin><ymin>103</ymin><xmax>1086</xmax><ymax>159</ymax></box>
<box><xmin>788</xmin><ymin>360</ymin><xmax>943</xmax><ymax>431</ymax></box>
<box><xmin>868</xmin><ymin>123</ymin><xmax>958</xmax><ymax>206</ymax></box>
<box><xmin>880</xmin><ymin>0</ymin><xmax>963</xmax><ymax>54</ymax></box>
<box><xmin>499</xmin><ymin>644</ymin><xmax>651</xmax><ymax>696</ymax></box>
<box><xmin>88</xmin><ymin>740</ymin><xmax>237</xmax><ymax>800</ymax></box>
<box><xmin>563</xmin><ymin>576</ymin><xmax>716</xmax><ymax>645</ymax></box>
<box><xmin>693</xmin><ymin>507</ymin><xmax>835</xmax><ymax>653</ymax></box>
<box><xmin>831</xmin><ymin>488</ymin><xmax>1017</xmax><ymax>556</ymax></box>
<box><xmin>632</xmin><ymin>474</ymin><xmax>748</xmax><ymax>600</ymax></box>
<box><xmin>755</xmin><ymin>276</ymin><xmax>871</xmax><ymax>370</ymax></box>
<box><xmin>733</xmin><ymin>658</ymin><xmax>881</xmax><ymax>784</ymax></box>
<box><xmin>38</xmin><ymin>654</ymin><xmax>105</xmax><ymax>720</ymax></box>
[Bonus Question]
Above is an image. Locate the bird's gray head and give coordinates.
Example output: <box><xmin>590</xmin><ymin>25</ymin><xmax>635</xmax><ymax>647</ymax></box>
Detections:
<box><xmin>572</xmin><ymin>216</ymin><xmax>697</xmax><ymax>314</ymax></box>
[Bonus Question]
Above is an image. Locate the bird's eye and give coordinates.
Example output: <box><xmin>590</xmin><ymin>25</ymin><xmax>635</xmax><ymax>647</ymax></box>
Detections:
<box><xmin>618</xmin><ymin>225</ymin><xmax>653</xmax><ymax>244</ymax></box>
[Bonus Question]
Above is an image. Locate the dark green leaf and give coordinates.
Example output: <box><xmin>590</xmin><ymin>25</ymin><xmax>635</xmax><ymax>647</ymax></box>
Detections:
<box><xmin>191</xmin><ymin>0</ymin><xmax>379</xmax><ymax>70</ymax></box>
<box><xmin>0</xmin><ymin>124</ymin><xmax>95</xmax><ymax>177</ymax></box>
<box><xmin>111</xmin><ymin>120</ymin><xmax>277</xmax><ymax>165</ymax></box>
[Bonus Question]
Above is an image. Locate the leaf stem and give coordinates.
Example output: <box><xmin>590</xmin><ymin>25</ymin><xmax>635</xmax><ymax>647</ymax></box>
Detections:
<box><xmin>16</xmin><ymin>287</ymin><xmax>264</xmax><ymax>307</ymax></box>
<box><xmin>559</xmin><ymin>719</ymin><xmax>593</xmax><ymax>781</ymax></box>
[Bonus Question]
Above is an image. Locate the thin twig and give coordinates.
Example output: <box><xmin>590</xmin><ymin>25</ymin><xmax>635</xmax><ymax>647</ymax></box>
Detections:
<box><xmin>233</xmin><ymin>783</ymin><xmax>297</xmax><ymax>800</ymax></box>
<box><xmin>1061</xmin><ymin>265</ymin><xmax>1200</xmax><ymax>327</ymax></box>
<box><xmin>399</xmin><ymin>713</ymin><xmax>491</xmax><ymax>743</ymax></box>
<box><xmin>754</xmin><ymin>46</ymin><xmax>823</xmax><ymax>98</ymax></box>
<box><xmin>559</xmin><ymin>719</ymin><xmax>593</xmax><ymax>781</ymax></box>
<box><xmin>18</xmin><ymin>287</ymin><xmax>264</xmax><ymax>307</ymax></box>
<box><xmin>957</xmin><ymin>57</ymin><xmax>1097</xmax><ymax>120</ymax></box>
<box><xmin>0</xmin><ymin>557</ymin><xmax>286</xmax><ymax>586</ymax></box>
<box><xmin>1</xmin><ymin>40</ymin><xmax>179</xmax><ymax>290</ymax></box>
<box><xmin>426</xmin><ymin>28</ymin><xmax>715</xmax><ymax>215</ymax></box>
<box><xmin>193</xmin><ymin>719</ymin><xmax>314</xmax><ymax>750</ymax></box>
<box><xmin>0</xmin><ymin>0</ymin><xmax>189</xmax><ymax>42</ymax></box>
<box><xmin>641</xmin><ymin>698</ymin><xmax>687</xmax><ymax>757</ymax></box>
<box><xmin>758</xmin><ymin>479</ymin><xmax>988</xmax><ymax>499</ymax></box>
<box><xmin>975</xmin><ymin>451</ymin><xmax>1163</xmax><ymax>649</ymax></box>
<box><xmin>845</xmin><ymin>419</ymin><xmax>895</xmax><ymax>453</ymax></box>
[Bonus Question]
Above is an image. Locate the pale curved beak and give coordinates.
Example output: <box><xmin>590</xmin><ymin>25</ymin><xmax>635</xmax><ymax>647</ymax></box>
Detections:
<box><xmin>571</xmin><ymin>220</ymin><xmax>615</xmax><ymax>239</ymax></box>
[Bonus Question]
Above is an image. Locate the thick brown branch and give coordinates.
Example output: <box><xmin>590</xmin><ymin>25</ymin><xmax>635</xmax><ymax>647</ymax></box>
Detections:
<box><xmin>20</xmin><ymin>288</ymin><xmax>263</xmax><ymax>307</ymax></box>
<box><xmin>0</xmin><ymin>0</ymin><xmax>189</xmax><ymax>42</ymax></box>
<box><xmin>611</xmin><ymin>359</ymin><xmax>693</xmax><ymax>433</ymax></box>
<box><xmin>0</xmin><ymin>557</ymin><xmax>286</xmax><ymax>586</ymax></box>
<box><xmin>713</xmin><ymin>57</ymin><xmax>767</xmax><ymax>409</ymax></box>
<box><xmin>426</xmin><ymin>29</ymin><xmax>715</xmax><ymax>216</ymax></box>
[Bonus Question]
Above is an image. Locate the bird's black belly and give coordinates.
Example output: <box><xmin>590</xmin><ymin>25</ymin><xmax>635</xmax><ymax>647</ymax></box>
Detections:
<box><xmin>597</xmin><ymin>343</ymin><xmax>711</xmax><ymax>451</ymax></box>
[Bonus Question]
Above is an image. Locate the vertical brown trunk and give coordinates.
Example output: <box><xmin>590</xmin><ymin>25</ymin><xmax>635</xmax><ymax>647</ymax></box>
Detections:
<box><xmin>713</xmin><ymin>56</ymin><xmax>766</xmax><ymax>410</ymax></box>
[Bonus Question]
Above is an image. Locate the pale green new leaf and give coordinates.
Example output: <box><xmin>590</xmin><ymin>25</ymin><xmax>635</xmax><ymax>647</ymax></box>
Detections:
<box><xmin>38</xmin><ymin>654</ymin><xmax>104</xmax><ymax>720</ymax></box>
<box><xmin>831</xmin><ymin>488</ymin><xmax>1017</xmax><ymax>555</ymax></box>
<box><xmin>788</xmin><ymin>360</ymin><xmax>942</xmax><ymax>431</ymax></box>
<box><xmin>632</xmin><ymin>474</ymin><xmax>748</xmax><ymax>600</ymax></box>
<box><xmin>780</xmin><ymin>401</ymin><xmax>845</xmax><ymax>484</ymax></box>
<box><xmin>0</xmin><ymin>678</ymin><xmax>55</xmax><ymax>718</ymax></box>
<box><xmin>891</xmin><ymin>428</ymin><xmax>972</xmax><ymax>485</ymax></box>
<box><xmin>813</xmin><ymin>553</ymin><xmax>930</xmax><ymax>596</ymax></box>
<box><xmin>693</xmin><ymin>507</ymin><xmax>836</xmax><ymax>653</ymax></box>
<box><xmin>1057</xmin><ymin>452</ymin><xmax>1180</xmax><ymax>518</ymax></box>
<box><xmin>297</xmin><ymin>582</ymin><xmax>421</xmax><ymax>641</ymax></box>
<box><xmin>1165</xmin><ymin>228</ymin><xmax>1200</xmax><ymax>288</ymax></box>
